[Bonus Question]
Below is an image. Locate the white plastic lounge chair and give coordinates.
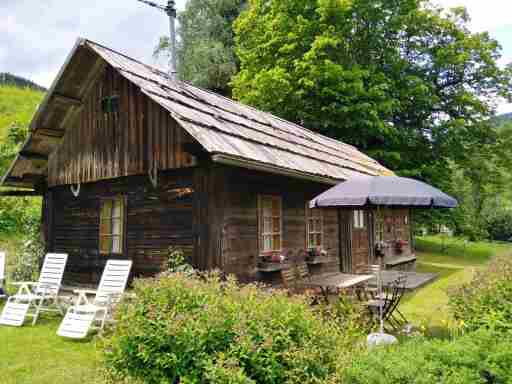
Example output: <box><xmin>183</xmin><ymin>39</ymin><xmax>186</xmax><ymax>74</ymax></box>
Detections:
<box><xmin>57</xmin><ymin>259</ymin><xmax>132</xmax><ymax>339</ymax></box>
<box><xmin>0</xmin><ymin>252</ymin><xmax>6</xmax><ymax>299</ymax></box>
<box><xmin>0</xmin><ymin>253</ymin><xmax>68</xmax><ymax>326</ymax></box>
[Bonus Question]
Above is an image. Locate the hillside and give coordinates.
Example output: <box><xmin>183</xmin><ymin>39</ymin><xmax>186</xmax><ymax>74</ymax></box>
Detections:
<box><xmin>0</xmin><ymin>73</ymin><xmax>46</xmax><ymax>92</ymax></box>
<box><xmin>0</xmin><ymin>84</ymin><xmax>44</xmax><ymax>141</ymax></box>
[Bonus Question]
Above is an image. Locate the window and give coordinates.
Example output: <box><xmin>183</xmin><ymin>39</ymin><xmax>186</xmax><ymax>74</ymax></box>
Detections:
<box><xmin>101</xmin><ymin>95</ymin><xmax>120</xmax><ymax>114</ymax></box>
<box><xmin>375</xmin><ymin>211</ymin><xmax>384</xmax><ymax>242</ymax></box>
<box><xmin>353</xmin><ymin>210</ymin><xmax>365</xmax><ymax>229</ymax></box>
<box><xmin>259</xmin><ymin>195</ymin><xmax>282</xmax><ymax>253</ymax></box>
<box><xmin>306</xmin><ymin>206</ymin><xmax>323</xmax><ymax>248</ymax></box>
<box><xmin>100</xmin><ymin>197</ymin><xmax>125</xmax><ymax>254</ymax></box>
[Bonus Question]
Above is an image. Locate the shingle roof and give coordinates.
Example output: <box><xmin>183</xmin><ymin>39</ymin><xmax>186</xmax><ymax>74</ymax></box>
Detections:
<box><xmin>2</xmin><ymin>39</ymin><xmax>392</xmax><ymax>189</ymax></box>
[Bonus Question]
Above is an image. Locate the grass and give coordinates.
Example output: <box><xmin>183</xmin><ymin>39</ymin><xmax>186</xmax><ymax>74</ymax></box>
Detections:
<box><xmin>0</xmin><ymin>234</ymin><xmax>510</xmax><ymax>381</ymax></box>
<box><xmin>0</xmin><ymin>315</ymin><xmax>103</xmax><ymax>384</ymax></box>
<box><xmin>0</xmin><ymin>233</ymin><xmax>103</xmax><ymax>384</ymax></box>
<box><xmin>400</xmin><ymin>235</ymin><xmax>512</xmax><ymax>330</ymax></box>
<box><xmin>0</xmin><ymin>85</ymin><xmax>44</xmax><ymax>141</ymax></box>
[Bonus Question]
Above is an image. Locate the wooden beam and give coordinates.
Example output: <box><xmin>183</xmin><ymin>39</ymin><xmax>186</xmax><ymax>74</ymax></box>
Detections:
<box><xmin>34</xmin><ymin>127</ymin><xmax>65</xmax><ymax>137</ymax></box>
<box><xmin>52</xmin><ymin>93</ymin><xmax>83</xmax><ymax>107</ymax></box>
<box><xmin>0</xmin><ymin>190</ymin><xmax>42</xmax><ymax>197</ymax></box>
<box><xmin>19</xmin><ymin>151</ymin><xmax>48</xmax><ymax>161</ymax></box>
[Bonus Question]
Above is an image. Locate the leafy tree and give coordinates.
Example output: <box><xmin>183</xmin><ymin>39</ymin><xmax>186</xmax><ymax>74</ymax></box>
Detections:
<box><xmin>155</xmin><ymin>0</ymin><xmax>246</xmax><ymax>96</ymax></box>
<box><xmin>232</xmin><ymin>0</ymin><xmax>512</xmax><ymax>182</ymax></box>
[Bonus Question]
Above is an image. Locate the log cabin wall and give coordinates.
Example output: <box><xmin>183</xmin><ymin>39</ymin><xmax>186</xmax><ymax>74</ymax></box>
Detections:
<box><xmin>218</xmin><ymin>167</ymin><xmax>340</xmax><ymax>284</ymax></box>
<box><xmin>48</xmin><ymin>169</ymin><xmax>195</xmax><ymax>285</ymax></box>
<box><xmin>47</xmin><ymin>64</ymin><xmax>196</xmax><ymax>187</ymax></box>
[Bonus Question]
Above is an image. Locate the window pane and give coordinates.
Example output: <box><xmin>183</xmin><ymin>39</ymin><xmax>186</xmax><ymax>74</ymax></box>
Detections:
<box><xmin>272</xmin><ymin>198</ymin><xmax>281</xmax><ymax>216</ymax></box>
<box><xmin>272</xmin><ymin>217</ymin><xmax>280</xmax><ymax>233</ymax></box>
<box><xmin>112</xmin><ymin>200</ymin><xmax>122</xmax><ymax>218</ymax></box>
<box><xmin>263</xmin><ymin>235</ymin><xmax>272</xmax><ymax>251</ymax></box>
<box><xmin>100</xmin><ymin>219</ymin><xmax>111</xmax><ymax>236</ymax></box>
<box><xmin>100</xmin><ymin>237</ymin><xmax>112</xmax><ymax>254</ymax></box>
<box><xmin>262</xmin><ymin>197</ymin><xmax>272</xmax><ymax>212</ymax></box>
<box><xmin>263</xmin><ymin>218</ymin><xmax>272</xmax><ymax>233</ymax></box>
<box><xmin>112</xmin><ymin>218</ymin><xmax>122</xmax><ymax>236</ymax></box>
<box><xmin>101</xmin><ymin>201</ymin><xmax>112</xmax><ymax>219</ymax></box>
<box><xmin>360</xmin><ymin>211</ymin><xmax>365</xmax><ymax>228</ymax></box>
<box><xmin>272</xmin><ymin>235</ymin><xmax>281</xmax><ymax>251</ymax></box>
<box><xmin>316</xmin><ymin>233</ymin><xmax>322</xmax><ymax>247</ymax></box>
<box><xmin>112</xmin><ymin>236</ymin><xmax>121</xmax><ymax>253</ymax></box>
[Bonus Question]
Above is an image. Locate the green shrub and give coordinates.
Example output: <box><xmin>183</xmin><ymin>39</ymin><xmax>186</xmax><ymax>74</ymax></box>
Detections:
<box><xmin>163</xmin><ymin>246</ymin><xmax>194</xmax><ymax>275</ymax></box>
<box><xmin>486</xmin><ymin>211</ymin><xmax>512</xmax><ymax>241</ymax></box>
<box><xmin>337</xmin><ymin>331</ymin><xmax>512</xmax><ymax>384</ymax></box>
<box><xmin>10</xmin><ymin>224</ymin><xmax>45</xmax><ymax>282</ymax></box>
<box><xmin>449</xmin><ymin>256</ymin><xmax>512</xmax><ymax>333</ymax></box>
<box><xmin>103</xmin><ymin>272</ymin><xmax>361</xmax><ymax>384</ymax></box>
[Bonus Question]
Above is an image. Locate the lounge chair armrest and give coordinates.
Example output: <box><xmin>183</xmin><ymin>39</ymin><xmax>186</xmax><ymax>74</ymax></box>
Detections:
<box><xmin>11</xmin><ymin>281</ymin><xmax>37</xmax><ymax>286</ymax></box>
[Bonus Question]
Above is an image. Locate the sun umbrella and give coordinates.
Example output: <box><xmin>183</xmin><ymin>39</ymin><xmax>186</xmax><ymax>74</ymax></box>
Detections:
<box><xmin>310</xmin><ymin>175</ymin><xmax>457</xmax><ymax>209</ymax></box>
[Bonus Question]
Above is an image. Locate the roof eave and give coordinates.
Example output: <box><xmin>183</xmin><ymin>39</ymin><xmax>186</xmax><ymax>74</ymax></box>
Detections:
<box><xmin>211</xmin><ymin>153</ymin><xmax>342</xmax><ymax>185</ymax></box>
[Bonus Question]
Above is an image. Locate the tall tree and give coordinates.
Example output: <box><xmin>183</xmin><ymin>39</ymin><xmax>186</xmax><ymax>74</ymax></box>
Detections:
<box><xmin>155</xmin><ymin>0</ymin><xmax>245</xmax><ymax>96</ymax></box>
<box><xmin>232</xmin><ymin>0</ymin><xmax>512</xmax><ymax>181</ymax></box>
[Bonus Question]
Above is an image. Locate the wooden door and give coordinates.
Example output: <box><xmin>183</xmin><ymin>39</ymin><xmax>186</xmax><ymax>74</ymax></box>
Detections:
<box><xmin>351</xmin><ymin>210</ymin><xmax>370</xmax><ymax>271</ymax></box>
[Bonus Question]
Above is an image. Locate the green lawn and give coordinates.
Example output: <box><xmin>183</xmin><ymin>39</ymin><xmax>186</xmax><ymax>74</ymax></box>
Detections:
<box><xmin>0</xmin><ymin>315</ymin><xmax>103</xmax><ymax>384</ymax></box>
<box><xmin>400</xmin><ymin>236</ymin><xmax>512</xmax><ymax>331</ymax></box>
<box><xmin>0</xmin><ymin>234</ymin><xmax>103</xmax><ymax>384</ymax></box>
<box><xmin>0</xmin><ymin>234</ymin><xmax>510</xmax><ymax>382</ymax></box>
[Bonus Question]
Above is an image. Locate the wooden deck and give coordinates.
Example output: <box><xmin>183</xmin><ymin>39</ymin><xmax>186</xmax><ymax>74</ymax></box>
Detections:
<box><xmin>367</xmin><ymin>270</ymin><xmax>437</xmax><ymax>290</ymax></box>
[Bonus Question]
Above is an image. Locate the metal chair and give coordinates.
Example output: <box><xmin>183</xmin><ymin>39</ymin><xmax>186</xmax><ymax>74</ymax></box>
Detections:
<box><xmin>365</xmin><ymin>274</ymin><xmax>408</xmax><ymax>332</ymax></box>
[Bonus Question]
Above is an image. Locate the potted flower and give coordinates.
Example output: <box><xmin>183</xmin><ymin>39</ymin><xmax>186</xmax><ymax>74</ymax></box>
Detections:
<box><xmin>306</xmin><ymin>247</ymin><xmax>328</xmax><ymax>262</ymax></box>
<box><xmin>258</xmin><ymin>251</ymin><xmax>287</xmax><ymax>267</ymax></box>
<box><xmin>395</xmin><ymin>239</ymin><xmax>409</xmax><ymax>254</ymax></box>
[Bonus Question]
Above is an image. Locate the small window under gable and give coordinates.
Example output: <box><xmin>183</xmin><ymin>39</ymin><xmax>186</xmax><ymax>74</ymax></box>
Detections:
<box><xmin>101</xmin><ymin>95</ymin><xmax>120</xmax><ymax>114</ymax></box>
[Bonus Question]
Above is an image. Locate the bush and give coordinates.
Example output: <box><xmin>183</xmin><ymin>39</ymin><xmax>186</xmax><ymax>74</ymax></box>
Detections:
<box><xmin>103</xmin><ymin>272</ymin><xmax>362</xmax><ymax>384</ymax></box>
<box><xmin>486</xmin><ymin>211</ymin><xmax>512</xmax><ymax>241</ymax></box>
<box><xmin>10</xmin><ymin>224</ymin><xmax>45</xmax><ymax>282</ymax></box>
<box><xmin>337</xmin><ymin>331</ymin><xmax>512</xmax><ymax>384</ymax></box>
<box><xmin>448</xmin><ymin>256</ymin><xmax>512</xmax><ymax>334</ymax></box>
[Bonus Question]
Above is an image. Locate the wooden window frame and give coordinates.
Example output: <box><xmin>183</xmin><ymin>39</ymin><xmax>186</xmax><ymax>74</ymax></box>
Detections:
<box><xmin>258</xmin><ymin>195</ymin><xmax>282</xmax><ymax>254</ymax></box>
<box><xmin>99</xmin><ymin>196</ymin><xmax>126</xmax><ymax>255</ymax></box>
<box><xmin>306</xmin><ymin>205</ymin><xmax>323</xmax><ymax>249</ymax></box>
<box><xmin>375</xmin><ymin>211</ymin><xmax>385</xmax><ymax>242</ymax></box>
<box><xmin>353</xmin><ymin>209</ymin><xmax>365</xmax><ymax>229</ymax></box>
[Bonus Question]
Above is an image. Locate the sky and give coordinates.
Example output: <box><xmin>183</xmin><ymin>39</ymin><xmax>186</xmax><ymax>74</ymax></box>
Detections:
<box><xmin>1</xmin><ymin>0</ymin><xmax>511</xmax><ymax>112</ymax></box>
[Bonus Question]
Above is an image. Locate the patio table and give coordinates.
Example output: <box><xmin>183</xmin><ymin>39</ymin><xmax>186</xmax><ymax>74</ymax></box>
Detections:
<box><xmin>302</xmin><ymin>273</ymin><xmax>374</xmax><ymax>303</ymax></box>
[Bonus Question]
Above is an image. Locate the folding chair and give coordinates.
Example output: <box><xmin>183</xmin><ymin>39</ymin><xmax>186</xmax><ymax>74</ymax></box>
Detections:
<box><xmin>0</xmin><ymin>253</ymin><xmax>68</xmax><ymax>326</ymax></box>
<box><xmin>365</xmin><ymin>275</ymin><xmax>408</xmax><ymax>332</ymax></box>
<box><xmin>57</xmin><ymin>259</ymin><xmax>132</xmax><ymax>339</ymax></box>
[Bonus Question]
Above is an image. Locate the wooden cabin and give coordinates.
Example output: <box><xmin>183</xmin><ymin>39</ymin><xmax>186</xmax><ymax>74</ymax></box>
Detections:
<box><xmin>1</xmin><ymin>39</ymin><xmax>414</xmax><ymax>285</ymax></box>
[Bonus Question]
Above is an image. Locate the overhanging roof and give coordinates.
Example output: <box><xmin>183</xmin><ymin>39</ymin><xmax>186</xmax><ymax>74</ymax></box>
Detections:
<box><xmin>2</xmin><ymin>38</ymin><xmax>392</xmax><ymax>189</ymax></box>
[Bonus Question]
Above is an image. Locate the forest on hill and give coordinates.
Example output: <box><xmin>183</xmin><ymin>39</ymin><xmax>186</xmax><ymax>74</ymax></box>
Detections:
<box><xmin>0</xmin><ymin>73</ymin><xmax>46</xmax><ymax>92</ymax></box>
<box><xmin>0</xmin><ymin>80</ymin><xmax>44</xmax><ymax>233</ymax></box>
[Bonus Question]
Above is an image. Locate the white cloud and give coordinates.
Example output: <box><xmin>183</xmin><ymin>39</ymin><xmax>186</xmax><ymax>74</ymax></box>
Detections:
<box><xmin>0</xmin><ymin>0</ymin><xmax>186</xmax><ymax>88</ymax></box>
<box><xmin>435</xmin><ymin>0</ymin><xmax>512</xmax><ymax>32</ymax></box>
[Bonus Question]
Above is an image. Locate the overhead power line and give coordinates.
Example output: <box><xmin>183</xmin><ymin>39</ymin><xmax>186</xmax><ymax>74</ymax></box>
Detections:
<box><xmin>136</xmin><ymin>0</ymin><xmax>177</xmax><ymax>79</ymax></box>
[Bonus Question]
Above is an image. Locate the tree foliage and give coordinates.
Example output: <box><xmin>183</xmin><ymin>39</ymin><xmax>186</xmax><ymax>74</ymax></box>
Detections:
<box><xmin>232</xmin><ymin>0</ymin><xmax>512</xmax><ymax>181</ymax></box>
<box><xmin>155</xmin><ymin>0</ymin><xmax>246</xmax><ymax>96</ymax></box>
